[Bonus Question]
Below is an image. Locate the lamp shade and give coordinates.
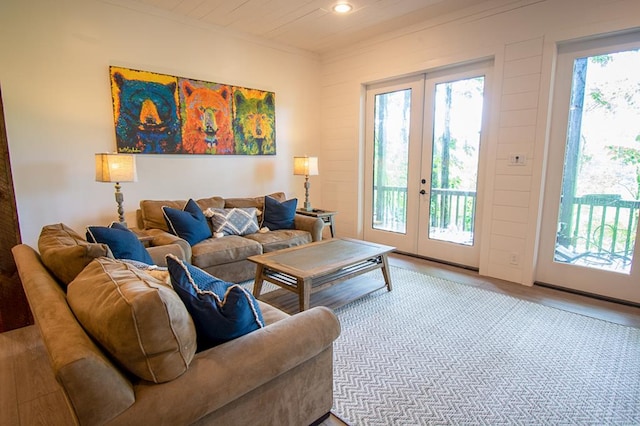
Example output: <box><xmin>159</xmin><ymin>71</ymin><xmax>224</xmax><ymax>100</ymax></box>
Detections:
<box><xmin>293</xmin><ymin>156</ymin><xmax>319</xmax><ymax>176</ymax></box>
<box><xmin>95</xmin><ymin>153</ymin><xmax>137</xmax><ymax>183</ymax></box>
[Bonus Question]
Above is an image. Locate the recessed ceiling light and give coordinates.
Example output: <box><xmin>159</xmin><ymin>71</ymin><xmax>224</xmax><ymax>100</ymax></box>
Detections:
<box><xmin>332</xmin><ymin>3</ymin><xmax>353</xmax><ymax>13</ymax></box>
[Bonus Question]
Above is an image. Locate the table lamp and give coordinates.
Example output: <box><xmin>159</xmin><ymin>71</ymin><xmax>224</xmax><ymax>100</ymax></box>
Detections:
<box><xmin>293</xmin><ymin>156</ymin><xmax>319</xmax><ymax>212</ymax></box>
<box><xmin>95</xmin><ymin>153</ymin><xmax>137</xmax><ymax>225</ymax></box>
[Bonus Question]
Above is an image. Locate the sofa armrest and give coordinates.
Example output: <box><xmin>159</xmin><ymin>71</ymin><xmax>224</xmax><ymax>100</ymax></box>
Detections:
<box><xmin>294</xmin><ymin>214</ymin><xmax>324</xmax><ymax>242</ymax></box>
<box><xmin>112</xmin><ymin>306</ymin><xmax>340</xmax><ymax>425</ymax></box>
<box><xmin>144</xmin><ymin>229</ymin><xmax>192</xmax><ymax>261</ymax></box>
<box><xmin>13</xmin><ymin>245</ymin><xmax>136</xmax><ymax>425</ymax></box>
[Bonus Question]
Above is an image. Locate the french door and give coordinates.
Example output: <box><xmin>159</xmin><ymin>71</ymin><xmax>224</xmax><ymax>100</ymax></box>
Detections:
<box><xmin>364</xmin><ymin>62</ymin><xmax>490</xmax><ymax>268</ymax></box>
<box><xmin>537</xmin><ymin>33</ymin><xmax>640</xmax><ymax>303</ymax></box>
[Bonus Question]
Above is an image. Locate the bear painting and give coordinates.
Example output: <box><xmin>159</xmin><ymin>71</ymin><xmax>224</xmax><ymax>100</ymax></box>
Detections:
<box><xmin>180</xmin><ymin>80</ymin><xmax>234</xmax><ymax>154</ymax></box>
<box><xmin>110</xmin><ymin>67</ymin><xmax>181</xmax><ymax>154</ymax></box>
<box><xmin>109</xmin><ymin>66</ymin><xmax>276</xmax><ymax>155</ymax></box>
<box><xmin>233</xmin><ymin>89</ymin><xmax>276</xmax><ymax>155</ymax></box>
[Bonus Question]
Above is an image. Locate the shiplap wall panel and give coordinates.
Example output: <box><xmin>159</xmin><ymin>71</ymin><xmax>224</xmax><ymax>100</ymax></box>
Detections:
<box><xmin>492</xmin><ymin>219</ymin><xmax>528</xmax><ymax>238</ymax></box>
<box><xmin>494</xmin><ymin>160</ymin><xmax>534</xmax><ymax>176</ymax></box>
<box><xmin>489</xmin><ymin>233</ymin><xmax>526</xmax><ymax>253</ymax></box>
<box><xmin>503</xmin><ymin>56</ymin><xmax>542</xmax><ymax>77</ymax></box>
<box><xmin>494</xmin><ymin>175</ymin><xmax>532</xmax><ymax>192</ymax></box>
<box><xmin>493</xmin><ymin>190</ymin><xmax>531</xmax><ymax>208</ymax></box>
<box><xmin>318</xmin><ymin>0</ymin><xmax>639</xmax><ymax>285</ymax></box>
<box><xmin>501</xmin><ymin>91</ymin><xmax>540</xmax><ymax>111</ymax></box>
<box><xmin>502</xmin><ymin>74</ymin><xmax>540</xmax><ymax>94</ymax></box>
<box><xmin>492</xmin><ymin>206</ymin><xmax>530</xmax><ymax>224</ymax></box>
<box><xmin>498</xmin><ymin>125</ymin><xmax>537</xmax><ymax>143</ymax></box>
<box><xmin>505</xmin><ymin>37</ymin><xmax>547</xmax><ymax>61</ymax></box>
<box><xmin>483</xmin><ymin>36</ymin><xmax>543</xmax><ymax>283</ymax></box>
<box><xmin>499</xmin><ymin>108</ymin><xmax>539</xmax><ymax>127</ymax></box>
<box><xmin>496</xmin><ymin>143</ymin><xmax>535</xmax><ymax>157</ymax></box>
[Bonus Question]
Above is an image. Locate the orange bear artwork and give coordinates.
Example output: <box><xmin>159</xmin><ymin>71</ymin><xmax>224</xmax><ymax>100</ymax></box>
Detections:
<box><xmin>180</xmin><ymin>80</ymin><xmax>234</xmax><ymax>154</ymax></box>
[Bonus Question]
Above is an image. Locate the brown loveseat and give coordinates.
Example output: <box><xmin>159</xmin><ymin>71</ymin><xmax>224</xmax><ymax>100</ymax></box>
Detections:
<box><xmin>136</xmin><ymin>192</ymin><xmax>325</xmax><ymax>283</ymax></box>
<box><xmin>11</xmin><ymin>224</ymin><xmax>341</xmax><ymax>425</ymax></box>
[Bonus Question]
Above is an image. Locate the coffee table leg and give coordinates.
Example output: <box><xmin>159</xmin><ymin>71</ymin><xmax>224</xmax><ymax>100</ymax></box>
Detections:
<box><xmin>253</xmin><ymin>264</ymin><xmax>265</xmax><ymax>298</ymax></box>
<box><xmin>298</xmin><ymin>277</ymin><xmax>312</xmax><ymax>311</ymax></box>
<box><xmin>380</xmin><ymin>254</ymin><xmax>393</xmax><ymax>291</ymax></box>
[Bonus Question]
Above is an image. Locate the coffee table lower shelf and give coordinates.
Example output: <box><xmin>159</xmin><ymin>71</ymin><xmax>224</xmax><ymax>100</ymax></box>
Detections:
<box><xmin>257</xmin><ymin>274</ymin><xmax>389</xmax><ymax>315</ymax></box>
<box><xmin>262</xmin><ymin>256</ymin><xmax>385</xmax><ymax>293</ymax></box>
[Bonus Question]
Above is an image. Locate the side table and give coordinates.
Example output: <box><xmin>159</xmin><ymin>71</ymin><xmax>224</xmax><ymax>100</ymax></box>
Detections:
<box><xmin>296</xmin><ymin>208</ymin><xmax>337</xmax><ymax>238</ymax></box>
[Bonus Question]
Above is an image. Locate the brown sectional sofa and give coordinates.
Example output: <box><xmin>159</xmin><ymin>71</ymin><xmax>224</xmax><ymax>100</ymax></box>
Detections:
<box><xmin>11</xmin><ymin>223</ymin><xmax>341</xmax><ymax>425</ymax></box>
<box><xmin>136</xmin><ymin>192</ymin><xmax>325</xmax><ymax>283</ymax></box>
<box><xmin>37</xmin><ymin>223</ymin><xmax>186</xmax><ymax>285</ymax></box>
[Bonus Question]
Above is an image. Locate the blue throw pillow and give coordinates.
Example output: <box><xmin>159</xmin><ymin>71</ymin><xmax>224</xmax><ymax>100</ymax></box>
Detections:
<box><xmin>162</xmin><ymin>199</ymin><xmax>212</xmax><ymax>246</ymax></box>
<box><xmin>86</xmin><ymin>223</ymin><xmax>154</xmax><ymax>265</ymax></box>
<box><xmin>165</xmin><ymin>254</ymin><xmax>265</xmax><ymax>350</ymax></box>
<box><xmin>262</xmin><ymin>196</ymin><xmax>297</xmax><ymax>230</ymax></box>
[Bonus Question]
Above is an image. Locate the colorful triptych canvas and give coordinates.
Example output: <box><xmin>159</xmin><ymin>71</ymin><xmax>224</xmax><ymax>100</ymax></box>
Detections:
<box><xmin>109</xmin><ymin>66</ymin><xmax>275</xmax><ymax>155</ymax></box>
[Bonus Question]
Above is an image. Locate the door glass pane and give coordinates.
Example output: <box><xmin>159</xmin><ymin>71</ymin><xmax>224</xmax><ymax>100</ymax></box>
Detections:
<box><xmin>429</xmin><ymin>77</ymin><xmax>484</xmax><ymax>245</ymax></box>
<box><xmin>372</xmin><ymin>89</ymin><xmax>411</xmax><ymax>233</ymax></box>
<box><xmin>555</xmin><ymin>49</ymin><xmax>640</xmax><ymax>273</ymax></box>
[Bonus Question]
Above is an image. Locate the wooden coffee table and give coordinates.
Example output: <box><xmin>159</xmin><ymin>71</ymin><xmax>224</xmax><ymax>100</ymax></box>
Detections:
<box><xmin>248</xmin><ymin>238</ymin><xmax>394</xmax><ymax>312</ymax></box>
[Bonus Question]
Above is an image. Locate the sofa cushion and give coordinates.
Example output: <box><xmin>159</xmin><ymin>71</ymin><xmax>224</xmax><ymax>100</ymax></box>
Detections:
<box><xmin>258</xmin><ymin>300</ymin><xmax>290</xmax><ymax>325</ymax></box>
<box><xmin>191</xmin><ymin>235</ymin><xmax>262</xmax><ymax>269</ymax></box>
<box><xmin>140</xmin><ymin>196</ymin><xmax>225</xmax><ymax>231</ymax></box>
<box><xmin>224</xmin><ymin>192</ymin><xmax>286</xmax><ymax>224</ymax></box>
<box><xmin>67</xmin><ymin>257</ymin><xmax>197</xmax><ymax>383</ymax></box>
<box><xmin>205</xmin><ymin>208</ymin><xmax>260</xmax><ymax>236</ymax></box>
<box><xmin>163</xmin><ymin>199</ymin><xmax>212</xmax><ymax>246</ymax></box>
<box><xmin>119</xmin><ymin>259</ymin><xmax>171</xmax><ymax>285</ymax></box>
<box><xmin>262</xmin><ymin>196</ymin><xmax>298</xmax><ymax>230</ymax></box>
<box><xmin>244</xmin><ymin>229</ymin><xmax>312</xmax><ymax>253</ymax></box>
<box><xmin>38</xmin><ymin>223</ymin><xmax>113</xmax><ymax>286</ymax></box>
<box><xmin>224</xmin><ymin>192</ymin><xmax>286</xmax><ymax>209</ymax></box>
<box><xmin>86</xmin><ymin>222</ymin><xmax>154</xmax><ymax>265</ymax></box>
<box><xmin>166</xmin><ymin>254</ymin><xmax>265</xmax><ymax>350</ymax></box>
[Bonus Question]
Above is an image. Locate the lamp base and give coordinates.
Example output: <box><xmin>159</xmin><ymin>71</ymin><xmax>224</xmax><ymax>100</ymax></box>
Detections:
<box><xmin>114</xmin><ymin>182</ymin><xmax>126</xmax><ymax>225</ymax></box>
<box><xmin>303</xmin><ymin>177</ymin><xmax>312</xmax><ymax>212</ymax></box>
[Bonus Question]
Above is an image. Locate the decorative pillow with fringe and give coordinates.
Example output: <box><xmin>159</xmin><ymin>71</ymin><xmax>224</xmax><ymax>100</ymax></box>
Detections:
<box><xmin>204</xmin><ymin>207</ymin><xmax>259</xmax><ymax>236</ymax></box>
<box><xmin>166</xmin><ymin>254</ymin><xmax>265</xmax><ymax>350</ymax></box>
<box><xmin>162</xmin><ymin>199</ymin><xmax>212</xmax><ymax>246</ymax></box>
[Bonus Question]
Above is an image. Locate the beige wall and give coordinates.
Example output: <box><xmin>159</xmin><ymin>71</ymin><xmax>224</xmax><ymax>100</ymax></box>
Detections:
<box><xmin>0</xmin><ymin>0</ymin><xmax>321</xmax><ymax>247</ymax></box>
<box><xmin>318</xmin><ymin>0</ymin><xmax>640</xmax><ymax>284</ymax></box>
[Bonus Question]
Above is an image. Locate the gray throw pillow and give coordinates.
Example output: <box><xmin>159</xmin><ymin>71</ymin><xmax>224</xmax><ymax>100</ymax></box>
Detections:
<box><xmin>205</xmin><ymin>207</ymin><xmax>260</xmax><ymax>236</ymax></box>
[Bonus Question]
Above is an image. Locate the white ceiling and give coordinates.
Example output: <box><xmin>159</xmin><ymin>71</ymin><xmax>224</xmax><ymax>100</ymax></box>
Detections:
<box><xmin>110</xmin><ymin>0</ymin><xmax>498</xmax><ymax>54</ymax></box>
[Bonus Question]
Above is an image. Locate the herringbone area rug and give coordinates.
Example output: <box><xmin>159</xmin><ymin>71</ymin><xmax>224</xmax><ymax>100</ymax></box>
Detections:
<box><xmin>330</xmin><ymin>266</ymin><xmax>640</xmax><ymax>425</ymax></box>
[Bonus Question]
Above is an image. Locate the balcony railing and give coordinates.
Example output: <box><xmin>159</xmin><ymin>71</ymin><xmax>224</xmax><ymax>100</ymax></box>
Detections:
<box><xmin>373</xmin><ymin>186</ymin><xmax>639</xmax><ymax>271</ymax></box>
<box><xmin>556</xmin><ymin>194</ymin><xmax>640</xmax><ymax>271</ymax></box>
<box><xmin>429</xmin><ymin>188</ymin><xmax>476</xmax><ymax>234</ymax></box>
<box><xmin>373</xmin><ymin>185</ymin><xmax>408</xmax><ymax>230</ymax></box>
<box><xmin>372</xmin><ymin>186</ymin><xmax>476</xmax><ymax>240</ymax></box>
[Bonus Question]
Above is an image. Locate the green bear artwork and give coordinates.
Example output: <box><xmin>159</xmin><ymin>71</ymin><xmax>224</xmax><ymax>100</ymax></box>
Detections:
<box><xmin>110</xmin><ymin>66</ymin><xmax>276</xmax><ymax>155</ymax></box>
<box><xmin>233</xmin><ymin>89</ymin><xmax>276</xmax><ymax>155</ymax></box>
